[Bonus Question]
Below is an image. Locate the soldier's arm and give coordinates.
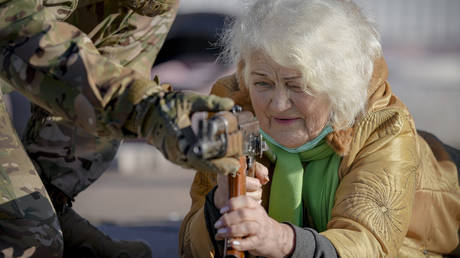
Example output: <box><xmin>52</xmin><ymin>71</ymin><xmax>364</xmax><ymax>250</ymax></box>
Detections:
<box><xmin>85</xmin><ymin>1</ymin><xmax>177</xmax><ymax>78</ymax></box>
<box><xmin>0</xmin><ymin>0</ymin><xmax>178</xmax><ymax>138</ymax></box>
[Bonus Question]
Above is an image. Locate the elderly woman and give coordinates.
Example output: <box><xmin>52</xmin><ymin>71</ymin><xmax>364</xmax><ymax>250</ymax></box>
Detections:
<box><xmin>179</xmin><ymin>0</ymin><xmax>460</xmax><ymax>257</ymax></box>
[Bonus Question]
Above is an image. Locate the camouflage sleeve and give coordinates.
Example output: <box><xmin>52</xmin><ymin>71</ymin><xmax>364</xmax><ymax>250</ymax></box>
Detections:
<box><xmin>0</xmin><ymin>0</ymin><xmax>178</xmax><ymax>138</ymax></box>
<box><xmin>74</xmin><ymin>0</ymin><xmax>177</xmax><ymax>79</ymax></box>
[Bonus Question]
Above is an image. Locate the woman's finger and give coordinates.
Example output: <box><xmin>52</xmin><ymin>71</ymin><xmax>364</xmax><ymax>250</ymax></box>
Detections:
<box><xmin>215</xmin><ymin>199</ymin><xmax>259</xmax><ymax>227</ymax></box>
<box><xmin>245</xmin><ymin>189</ymin><xmax>262</xmax><ymax>202</ymax></box>
<box><xmin>254</xmin><ymin>162</ymin><xmax>269</xmax><ymax>185</ymax></box>
<box><xmin>226</xmin><ymin>195</ymin><xmax>259</xmax><ymax>212</ymax></box>
<box><xmin>246</xmin><ymin>177</ymin><xmax>262</xmax><ymax>192</ymax></box>
<box><xmin>228</xmin><ymin>235</ymin><xmax>259</xmax><ymax>252</ymax></box>
<box><xmin>215</xmin><ymin>221</ymin><xmax>259</xmax><ymax>240</ymax></box>
<box><xmin>216</xmin><ymin>207</ymin><xmax>253</xmax><ymax>227</ymax></box>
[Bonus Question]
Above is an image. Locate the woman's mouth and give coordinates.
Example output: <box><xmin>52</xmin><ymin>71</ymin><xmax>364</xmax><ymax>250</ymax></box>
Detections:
<box><xmin>273</xmin><ymin>117</ymin><xmax>300</xmax><ymax>125</ymax></box>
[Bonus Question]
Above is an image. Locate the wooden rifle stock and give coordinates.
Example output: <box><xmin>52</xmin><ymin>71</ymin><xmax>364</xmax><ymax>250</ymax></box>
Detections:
<box><xmin>224</xmin><ymin>155</ymin><xmax>257</xmax><ymax>258</ymax></box>
<box><xmin>224</xmin><ymin>157</ymin><xmax>247</xmax><ymax>258</ymax></box>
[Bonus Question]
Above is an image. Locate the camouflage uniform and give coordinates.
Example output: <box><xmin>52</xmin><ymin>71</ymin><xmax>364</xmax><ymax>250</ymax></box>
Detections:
<box><xmin>0</xmin><ymin>0</ymin><xmax>222</xmax><ymax>257</ymax></box>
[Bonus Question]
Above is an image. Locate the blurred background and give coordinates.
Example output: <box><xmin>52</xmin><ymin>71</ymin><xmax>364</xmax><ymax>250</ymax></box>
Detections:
<box><xmin>4</xmin><ymin>0</ymin><xmax>460</xmax><ymax>257</ymax></box>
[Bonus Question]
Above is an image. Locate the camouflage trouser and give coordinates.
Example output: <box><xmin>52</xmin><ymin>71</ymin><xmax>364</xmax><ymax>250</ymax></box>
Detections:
<box><xmin>0</xmin><ymin>94</ymin><xmax>63</xmax><ymax>258</ymax></box>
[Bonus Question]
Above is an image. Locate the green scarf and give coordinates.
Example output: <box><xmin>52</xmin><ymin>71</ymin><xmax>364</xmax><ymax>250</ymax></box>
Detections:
<box><xmin>266</xmin><ymin>131</ymin><xmax>341</xmax><ymax>232</ymax></box>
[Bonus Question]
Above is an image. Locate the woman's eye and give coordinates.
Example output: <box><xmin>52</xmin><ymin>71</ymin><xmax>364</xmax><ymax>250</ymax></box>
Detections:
<box><xmin>254</xmin><ymin>81</ymin><xmax>272</xmax><ymax>87</ymax></box>
<box><xmin>287</xmin><ymin>84</ymin><xmax>304</xmax><ymax>92</ymax></box>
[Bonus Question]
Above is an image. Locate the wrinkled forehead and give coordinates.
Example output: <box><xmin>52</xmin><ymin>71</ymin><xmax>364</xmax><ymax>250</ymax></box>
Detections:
<box><xmin>246</xmin><ymin>51</ymin><xmax>303</xmax><ymax>79</ymax></box>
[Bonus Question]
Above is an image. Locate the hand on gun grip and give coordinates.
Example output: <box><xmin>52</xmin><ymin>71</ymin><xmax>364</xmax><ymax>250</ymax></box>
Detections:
<box><xmin>214</xmin><ymin>162</ymin><xmax>269</xmax><ymax>210</ymax></box>
<box><xmin>138</xmin><ymin>91</ymin><xmax>240</xmax><ymax>174</ymax></box>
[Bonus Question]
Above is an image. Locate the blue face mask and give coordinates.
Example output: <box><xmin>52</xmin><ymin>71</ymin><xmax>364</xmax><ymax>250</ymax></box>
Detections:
<box><xmin>260</xmin><ymin>125</ymin><xmax>333</xmax><ymax>153</ymax></box>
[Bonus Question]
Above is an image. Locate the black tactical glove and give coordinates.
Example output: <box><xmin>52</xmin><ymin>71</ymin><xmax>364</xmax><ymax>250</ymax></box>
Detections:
<box><xmin>130</xmin><ymin>90</ymin><xmax>240</xmax><ymax>174</ymax></box>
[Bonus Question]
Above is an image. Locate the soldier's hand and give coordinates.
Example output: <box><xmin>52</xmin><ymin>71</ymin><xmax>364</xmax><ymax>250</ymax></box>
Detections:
<box><xmin>138</xmin><ymin>91</ymin><xmax>240</xmax><ymax>174</ymax></box>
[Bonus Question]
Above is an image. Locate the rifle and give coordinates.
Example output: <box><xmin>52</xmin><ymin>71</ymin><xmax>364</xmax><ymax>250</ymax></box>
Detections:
<box><xmin>192</xmin><ymin>106</ymin><xmax>267</xmax><ymax>258</ymax></box>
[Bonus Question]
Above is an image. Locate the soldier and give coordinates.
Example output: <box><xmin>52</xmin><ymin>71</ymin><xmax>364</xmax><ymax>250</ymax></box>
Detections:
<box><xmin>0</xmin><ymin>1</ymin><xmax>238</xmax><ymax>257</ymax></box>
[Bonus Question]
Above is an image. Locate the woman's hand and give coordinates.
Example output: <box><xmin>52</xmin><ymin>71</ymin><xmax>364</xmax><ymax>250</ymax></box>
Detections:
<box><xmin>214</xmin><ymin>196</ymin><xmax>295</xmax><ymax>258</ymax></box>
<box><xmin>213</xmin><ymin>162</ymin><xmax>269</xmax><ymax>210</ymax></box>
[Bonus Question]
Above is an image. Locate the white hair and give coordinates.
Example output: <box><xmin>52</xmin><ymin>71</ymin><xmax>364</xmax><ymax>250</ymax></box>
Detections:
<box><xmin>219</xmin><ymin>0</ymin><xmax>382</xmax><ymax>129</ymax></box>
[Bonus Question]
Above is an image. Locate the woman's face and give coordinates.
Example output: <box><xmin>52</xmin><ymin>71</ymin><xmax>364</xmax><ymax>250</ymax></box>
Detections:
<box><xmin>247</xmin><ymin>52</ymin><xmax>331</xmax><ymax>148</ymax></box>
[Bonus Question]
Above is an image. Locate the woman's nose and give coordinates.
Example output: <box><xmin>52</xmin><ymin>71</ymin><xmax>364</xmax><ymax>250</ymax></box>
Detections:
<box><xmin>269</xmin><ymin>86</ymin><xmax>292</xmax><ymax>112</ymax></box>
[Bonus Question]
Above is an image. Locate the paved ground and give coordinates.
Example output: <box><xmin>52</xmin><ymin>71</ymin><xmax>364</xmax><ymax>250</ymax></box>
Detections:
<box><xmin>97</xmin><ymin>222</ymin><xmax>182</xmax><ymax>258</ymax></box>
